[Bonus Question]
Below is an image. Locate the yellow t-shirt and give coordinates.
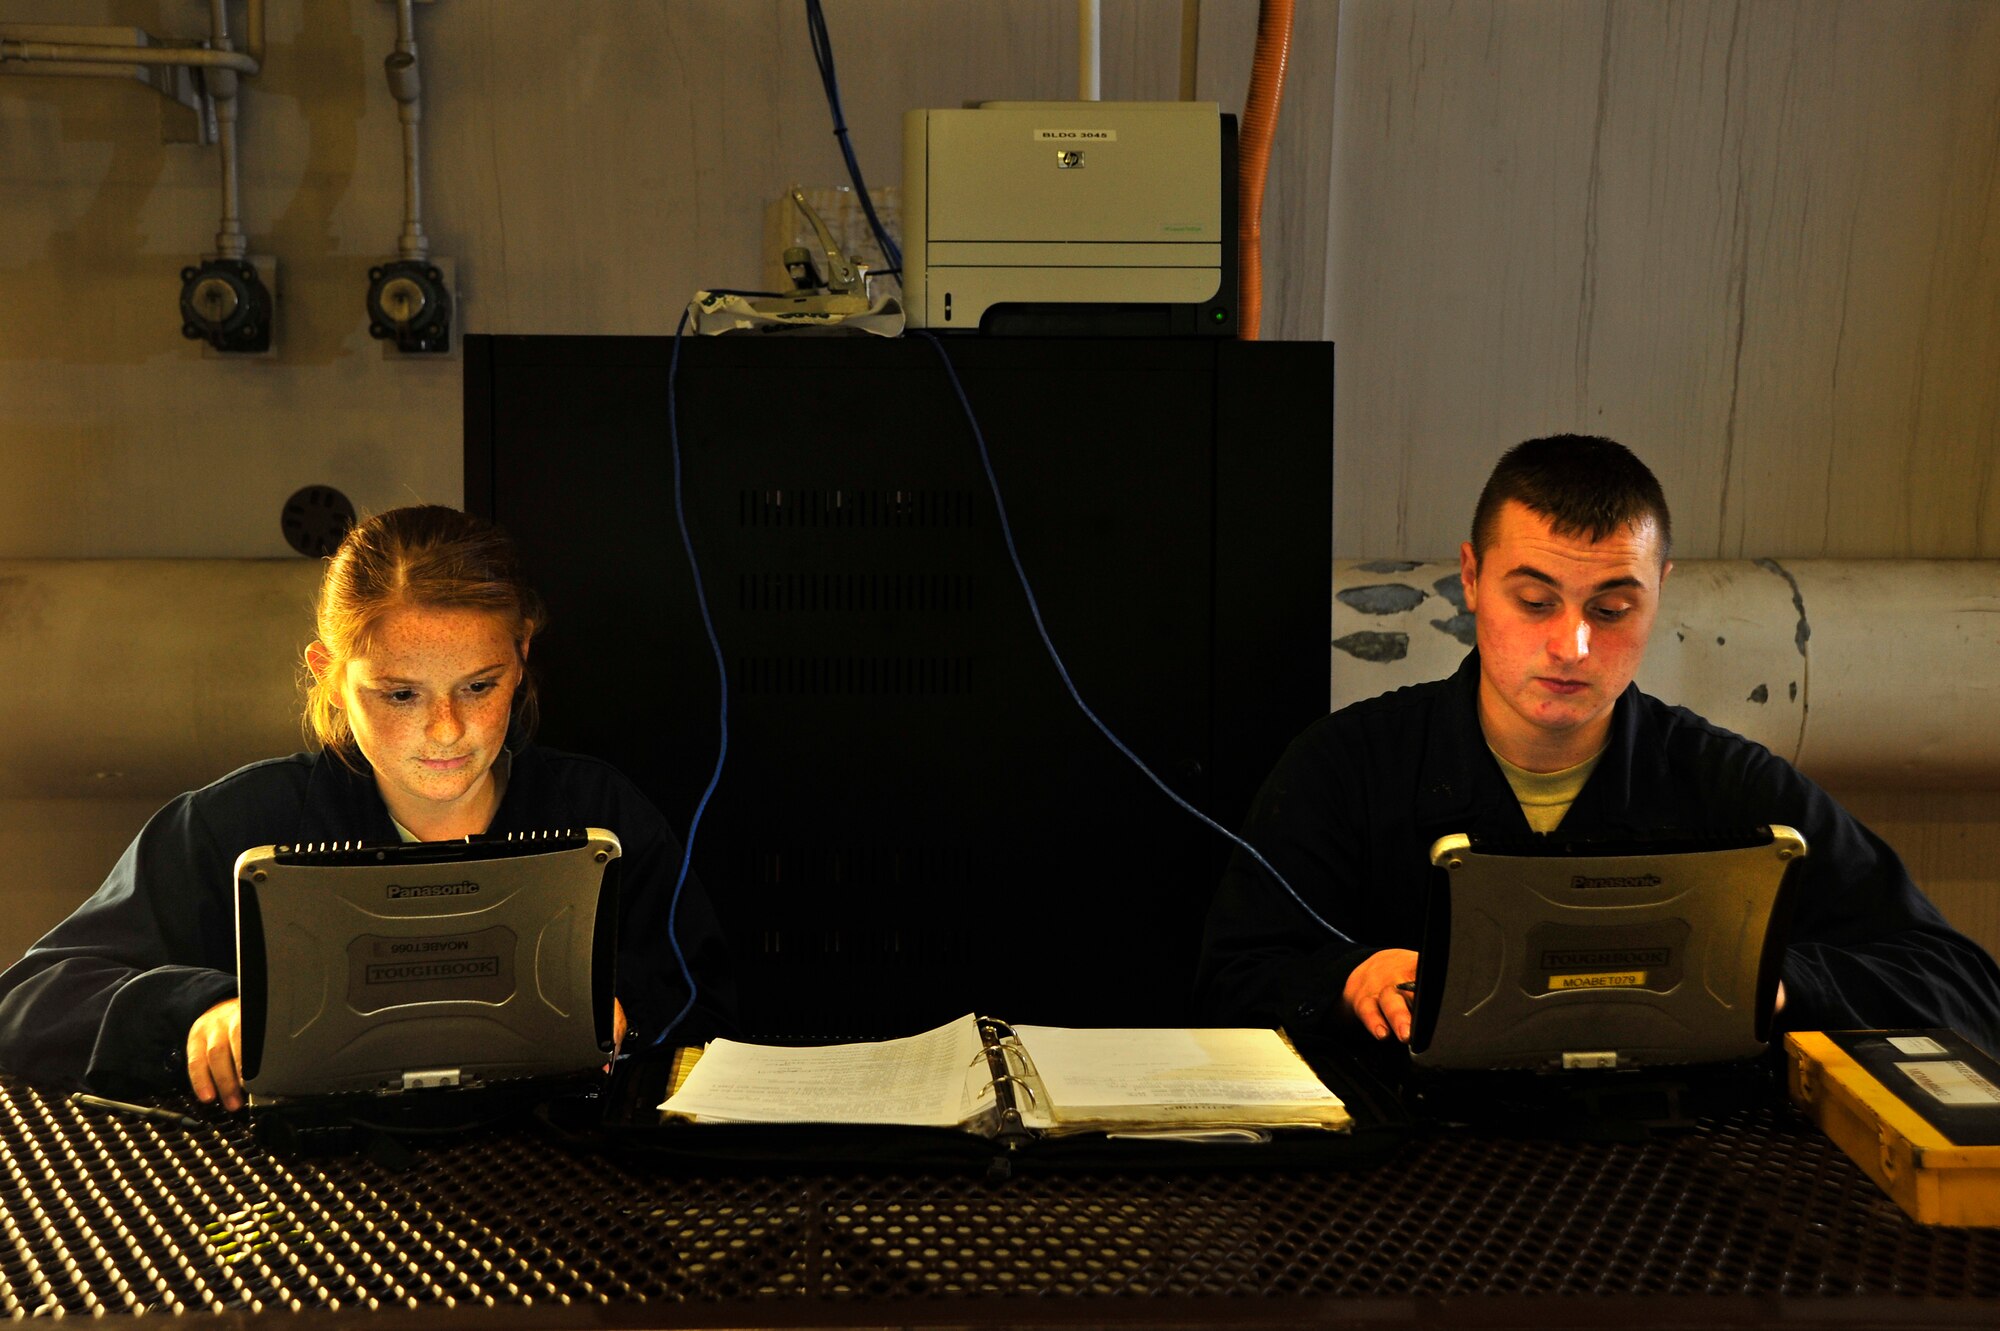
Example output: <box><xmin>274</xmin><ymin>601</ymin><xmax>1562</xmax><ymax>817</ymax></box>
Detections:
<box><xmin>1490</xmin><ymin>746</ymin><xmax>1605</xmax><ymax>834</ymax></box>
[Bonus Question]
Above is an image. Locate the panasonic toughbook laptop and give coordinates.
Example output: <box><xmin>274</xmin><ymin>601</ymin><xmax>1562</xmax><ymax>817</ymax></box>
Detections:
<box><xmin>234</xmin><ymin>829</ymin><xmax>621</xmax><ymax>1105</ymax></box>
<box><xmin>1408</xmin><ymin>827</ymin><xmax>1806</xmax><ymax>1073</ymax></box>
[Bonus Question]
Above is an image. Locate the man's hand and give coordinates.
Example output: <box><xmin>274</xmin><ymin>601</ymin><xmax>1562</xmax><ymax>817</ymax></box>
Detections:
<box><xmin>186</xmin><ymin>998</ymin><xmax>244</xmax><ymax>1111</ymax></box>
<box><xmin>1343</xmin><ymin>948</ymin><xmax>1419</xmax><ymax>1042</ymax></box>
<box><xmin>602</xmin><ymin>997</ymin><xmax>629</xmax><ymax>1074</ymax></box>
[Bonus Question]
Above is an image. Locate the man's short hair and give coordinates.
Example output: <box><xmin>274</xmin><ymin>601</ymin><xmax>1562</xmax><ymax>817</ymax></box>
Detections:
<box><xmin>1470</xmin><ymin>434</ymin><xmax>1672</xmax><ymax>564</ymax></box>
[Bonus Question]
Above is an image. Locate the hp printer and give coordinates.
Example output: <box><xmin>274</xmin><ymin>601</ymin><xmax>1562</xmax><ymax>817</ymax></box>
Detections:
<box><xmin>902</xmin><ymin>101</ymin><xmax>1236</xmax><ymax>335</ymax></box>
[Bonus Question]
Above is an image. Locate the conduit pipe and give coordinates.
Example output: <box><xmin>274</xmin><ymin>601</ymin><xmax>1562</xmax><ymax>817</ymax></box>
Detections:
<box><xmin>0</xmin><ymin>35</ymin><xmax>258</xmax><ymax>76</ymax></box>
<box><xmin>364</xmin><ymin>0</ymin><xmax>450</xmax><ymax>352</ymax></box>
<box><xmin>0</xmin><ymin>0</ymin><xmax>262</xmax><ymax>76</ymax></box>
<box><xmin>207</xmin><ymin>0</ymin><xmax>248</xmax><ymax>260</ymax></box>
<box><xmin>1331</xmin><ymin>558</ymin><xmax>2000</xmax><ymax>791</ymax></box>
<box><xmin>1235</xmin><ymin>0</ymin><xmax>1292</xmax><ymax>341</ymax></box>
<box><xmin>387</xmin><ymin>0</ymin><xmax>427</xmax><ymax>262</ymax></box>
<box><xmin>0</xmin><ymin>3</ymin><xmax>266</xmax><ymax>304</ymax></box>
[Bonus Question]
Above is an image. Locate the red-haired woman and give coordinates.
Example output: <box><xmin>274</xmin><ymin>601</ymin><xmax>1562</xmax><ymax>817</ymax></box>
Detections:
<box><xmin>0</xmin><ymin>506</ymin><xmax>735</xmax><ymax>1106</ymax></box>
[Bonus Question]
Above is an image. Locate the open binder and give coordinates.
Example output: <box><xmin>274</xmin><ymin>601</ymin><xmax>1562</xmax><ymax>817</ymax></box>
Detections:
<box><xmin>657</xmin><ymin>1014</ymin><xmax>1352</xmax><ymax>1142</ymax></box>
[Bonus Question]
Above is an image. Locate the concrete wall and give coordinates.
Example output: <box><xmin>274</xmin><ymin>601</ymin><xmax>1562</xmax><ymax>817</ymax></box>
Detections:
<box><xmin>3</xmin><ymin>1</ymin><xmax>1996</xmax><ymax>967</ymax></box>
<box><xmin>1328</xmin><ymin>1</ymin><xmax>2000</xmax><ymax>561</ymax></box>
<box><xmin>1321</xmin><ymin>0</ymin><xmax>2000</xmax><ymax>967</ymax></box>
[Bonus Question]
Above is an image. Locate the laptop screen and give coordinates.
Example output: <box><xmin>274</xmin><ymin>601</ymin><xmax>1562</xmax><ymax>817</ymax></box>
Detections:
<box><xmin>1409</xmin><ymin>827</ymin><xmax>1805</xmax><ymax>1072</ymax></box>
<box><xmin>234</xmin><ymin>830</ymin><xmax>620</xmax><ymax>1102</ymax></box>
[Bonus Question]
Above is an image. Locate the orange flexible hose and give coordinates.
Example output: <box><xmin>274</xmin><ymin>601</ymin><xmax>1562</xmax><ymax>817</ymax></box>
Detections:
<box><xmin>1238</xmin><ymin>0</ymin><xmax>1294</xmax><ymax>340</ymax></box>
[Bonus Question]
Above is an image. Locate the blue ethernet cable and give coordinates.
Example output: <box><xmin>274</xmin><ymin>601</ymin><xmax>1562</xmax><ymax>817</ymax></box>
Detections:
<box><xmin>914</xmin><ymin>332</ymin><xmax>1352</xmax><ymax>945</ymax></box>
<box><xmin>651</xmin><ymin>309</ymin><xmax>726</xmax><ymax>1045</ymax></box>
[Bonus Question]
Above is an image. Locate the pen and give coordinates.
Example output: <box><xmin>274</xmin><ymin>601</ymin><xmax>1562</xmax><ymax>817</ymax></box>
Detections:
<box><xmin>68</xmin><ymin>1092</ymin><xmax>201</xmax><ymax>1130</ymax></box>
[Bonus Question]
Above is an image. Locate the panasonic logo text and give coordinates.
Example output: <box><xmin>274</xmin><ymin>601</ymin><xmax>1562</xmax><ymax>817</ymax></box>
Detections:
<box><xmin>1569</xmin><ymin>873</ymin><xmax>1663</xmax><ymax>891</ymax></box>
<box><xmin>386</xmin><ymin>879</ymin><xmax>481</xmax><ymax>900</ymax></box>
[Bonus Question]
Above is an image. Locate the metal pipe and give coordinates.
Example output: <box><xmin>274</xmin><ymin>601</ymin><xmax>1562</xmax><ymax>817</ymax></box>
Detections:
<box><xmin>394</xmin><ymin>0</ymin><xmax>417</xmax><ymax>57</ymax></box>
<box><xmin>1</xmin><ymin>60</ymin><xmax>145</xmax><ymax>80</ymax></box>
<box><xmin>387</xmin><ymin>0</ymin><xmax>427</xmax><ymax>262</ymax></box>
<box><xmin>0</xmin><ymin>2</ymin><xmax>260</xmax><ymax>73</ymax></box>
<box><xmin>206</xmin><ymin>0</ymin><xmax>246</xmax><ymax>260</ymax></box>
<box><xmin>0</xmin><ymin>39</ymin><xmax>257</xmax><ymax>75</ymax></box>
<box><xmin>1077</xmin><ymin>0</ymin><xmax>1100</xmax><ymax>101</ymax></box>
<box><xmin>212</xmin><ymin>92</ymin><xmax>245</xmax><ymax>259</ymax></box>
<box><xmin>0</xmin><ymin>4</ymin><xmax>265</xmax><ymax>253</ymax></box>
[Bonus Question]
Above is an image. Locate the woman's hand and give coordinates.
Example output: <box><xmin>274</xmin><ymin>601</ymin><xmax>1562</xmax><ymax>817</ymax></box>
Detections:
<box><xmin>186</xmin><ymin>998</ymin><xmax>245</xmax><ymax>1111</ymax></box>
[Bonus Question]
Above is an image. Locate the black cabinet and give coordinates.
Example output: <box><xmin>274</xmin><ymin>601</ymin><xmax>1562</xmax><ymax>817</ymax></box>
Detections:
<box><xmin>466</xmin><ymin>335</ymin><xmax>1332</xmax><ymax>1036</ymax></box>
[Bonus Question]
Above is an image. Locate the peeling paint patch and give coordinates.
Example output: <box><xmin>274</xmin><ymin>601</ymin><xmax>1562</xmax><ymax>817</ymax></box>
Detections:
<box><xmin>1333</xmin><ymin>630</ymin><xmax>1410</xmax><ymax>663</ymax></box>
<box><xmin>1431</xmin><ymin>575</ymin><xmax>1467</xmax><ymax>611</ymax></box>
<box><xmin>1789</xmin><ymin>681</ymin><xmax>1798</xmax><ymax>702</ymax></box>
<box><xmin>1430</xmin><ymin>612</ymin><xmax>1476</xmax><ymax>646</ymax></box>
<box><xmin>1748</xmin><ymin>684</ymin><xmax>1768</xmax><ymax>704</ymax></box>
<box><xmin>1676</xmin><ymin>630</ymin><xmax>1685</xmax><ymax>642</ymax></box>
<box><xmin>1338</xmin><ymin>583</ymin><xmax>1428</xmax><ymax>616</ymax></box>
<box><xmin>1358</xmin><ymin>559</ymin><xmax>1421</xmax><ymax>574</ymax></box>
<box><xmin>1716</xmin><ymin>636</ymin><xmax>1726</xmax><ymax>646</ymax></box>
<box><xmin>1754</xmin><ymin>557</ymin><xmax>1811</xmax><ymax>657</ymax></box>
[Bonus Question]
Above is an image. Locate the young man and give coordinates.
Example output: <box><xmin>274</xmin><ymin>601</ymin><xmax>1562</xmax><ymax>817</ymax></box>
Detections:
<box><xmin>1196</xmin><ymin>435</ymin><xmax>2000</xmax><ymax>1051</ymax></box>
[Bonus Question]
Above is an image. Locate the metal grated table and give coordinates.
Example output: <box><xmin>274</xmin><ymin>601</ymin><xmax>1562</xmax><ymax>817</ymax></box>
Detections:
<box><xmin>3</xmin><ymin>1080</ymin><xmax>1997</xmax><ymax>1326</ymax></box>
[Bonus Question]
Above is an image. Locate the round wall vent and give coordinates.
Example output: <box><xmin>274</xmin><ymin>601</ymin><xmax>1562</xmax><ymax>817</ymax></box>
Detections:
<box><xmin>281</xmin><ymin>486</ymin><xmax>356</xmax><ymax>557</ymax></box>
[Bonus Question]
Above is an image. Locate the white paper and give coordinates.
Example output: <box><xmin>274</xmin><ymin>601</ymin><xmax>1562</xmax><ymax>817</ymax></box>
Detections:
<box><xmin>661</xmin><ymin>1014</ymin><xmax>988</xmax><ymax>1126</ymax></box>
<box><xmin>1010</xmin><ymin>1026</ymin><xmax>1343</xmax><ymax>1112</ymax></box>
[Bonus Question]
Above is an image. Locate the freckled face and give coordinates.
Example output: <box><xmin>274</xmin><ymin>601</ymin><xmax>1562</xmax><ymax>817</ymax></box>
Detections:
<box><xmin>1460</xmin><ymin>500</ymin><xmax>1670</xmax><ymax>768</ymax></box>
<box><xmin>331</xmin><ymin>606</ymin><xmax>525</xmax><ymax>837</ymax></box>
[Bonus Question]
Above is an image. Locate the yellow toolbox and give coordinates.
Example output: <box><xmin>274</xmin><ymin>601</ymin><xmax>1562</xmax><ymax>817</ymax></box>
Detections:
<box><xmin>1786</xmin><ymin>1029</ymin><xmax>2000</xmax><ymax>1227</ymax></box>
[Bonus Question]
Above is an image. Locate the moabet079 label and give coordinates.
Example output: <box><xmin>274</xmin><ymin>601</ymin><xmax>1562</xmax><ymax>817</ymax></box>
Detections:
<box><xmin>1548</xmin><ymin>971</ymin><xmax>1647</xmax><ymax>991</ymax></box>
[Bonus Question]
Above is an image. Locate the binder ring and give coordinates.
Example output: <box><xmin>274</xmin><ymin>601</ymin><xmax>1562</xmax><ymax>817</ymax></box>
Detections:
<box><xmin>989</xmin><ymin>1072</ymin><xmax>1037</xmax><ymax>1107</ymax></box>
<box><xmin>995</xmin><ymin>1035</ymin><xmax>1034</xmax><ymax>1081</ymax></box>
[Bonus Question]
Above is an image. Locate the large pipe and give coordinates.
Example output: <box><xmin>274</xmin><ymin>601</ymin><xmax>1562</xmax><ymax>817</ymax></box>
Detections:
<box><xmin>4</xmin><ymin>558</ymin><xmax>1994</xmax><ymax>801</ymax></box>
<box><xmin>1331</xmin><ymin>558</ymin><xmax>2000</xmax><ymax>790</ymax></box>
<box><xmin>0</xmin><ymin>561</ymin><xmax>322</xmax><ymax>801</ymax></box>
